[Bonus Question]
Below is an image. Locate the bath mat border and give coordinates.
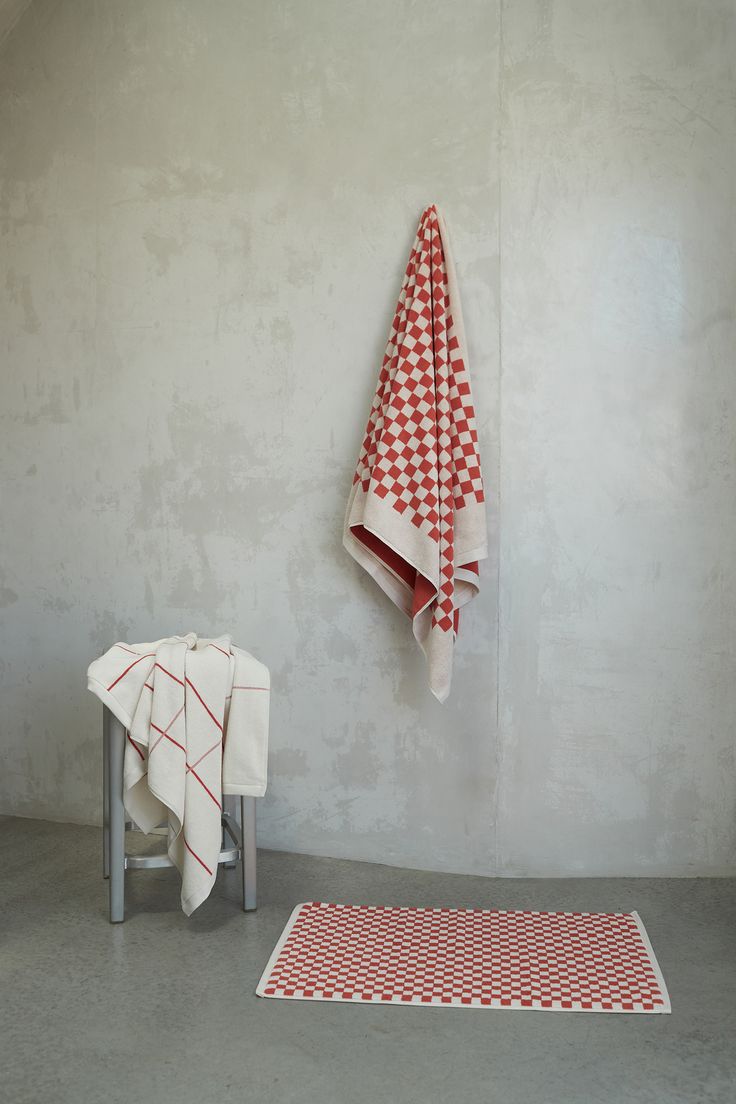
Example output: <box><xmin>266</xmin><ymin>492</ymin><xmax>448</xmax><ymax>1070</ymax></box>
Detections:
<box><xmin>256</xmin><ymin>902</ymin><xmax>671</xmax><ymax>1013</ymax></box>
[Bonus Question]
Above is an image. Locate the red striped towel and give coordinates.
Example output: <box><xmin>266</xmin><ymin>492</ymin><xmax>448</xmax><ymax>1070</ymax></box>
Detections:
<box><xmin>87</xmin><ymin>634</ymin><xmax>269</xmax><ymax>914</ymax></box>
<box><xmin>344</xmin><ymin>206</ymin><xmax>487</xmax><ymax>701</ymax></box>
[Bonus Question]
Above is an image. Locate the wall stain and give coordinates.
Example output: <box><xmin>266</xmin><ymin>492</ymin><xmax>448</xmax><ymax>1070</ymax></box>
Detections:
<box><xmin>143</xmin><ymin>231</ymin><xmax>182</xmax><ymax>274</ymax></box>
<box><xmin>0</xmin><ymin>587</ymin><xmax>19</xmax><ymax>608</ymax></box>
<box><xmin>6</xmin><ymin>269</ymin><xmax>40</xmax><ymax>332</ymax></box>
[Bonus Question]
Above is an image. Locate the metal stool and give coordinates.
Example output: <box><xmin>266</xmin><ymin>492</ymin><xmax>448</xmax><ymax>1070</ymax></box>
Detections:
<box><xmin>101</xmin><ymin>705</ymin><xmax>257</xmax><ymax>923</ymax></box>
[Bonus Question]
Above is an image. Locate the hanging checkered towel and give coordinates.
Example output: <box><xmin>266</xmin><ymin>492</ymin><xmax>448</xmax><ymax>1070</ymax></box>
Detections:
<box><xmin>87</xmin><ymin>634</ymin><xmax>269</xmax><ymax>915</ymax></box>
<box><xmin>344</xmin><ymin>206</ymin><xmax>487</xmax><ymax>702</ymax></box>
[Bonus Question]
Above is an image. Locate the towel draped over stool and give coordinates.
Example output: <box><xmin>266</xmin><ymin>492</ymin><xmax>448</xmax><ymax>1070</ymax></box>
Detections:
<box><xmin>87</xmin><ymin>634</ymin><xmax>269</xmax><ymax>915</ymax></box>
<box><xmin>344</xmin><ymin>205</ymin><xmax>487</xmax><ymax>701</ymax></box>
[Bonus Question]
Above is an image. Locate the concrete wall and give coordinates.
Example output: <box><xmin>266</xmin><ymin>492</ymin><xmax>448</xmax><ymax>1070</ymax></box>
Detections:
<box><xmin>1</xmin><ymin>0</ymin><xmax>734</xmax><ymax>876</ymax></box>
<box><xmin>498</xmin><ymin>0</ymin><xmax>736</xmax><ymax>875</ymax></box>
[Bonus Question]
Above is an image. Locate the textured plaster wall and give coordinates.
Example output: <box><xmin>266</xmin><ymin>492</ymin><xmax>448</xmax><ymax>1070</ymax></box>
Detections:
<box><xmin>497</xmin><ymin>0</ymin><xmax>736</xmax><ymax>875</ymax></box>
<box><xmin>1</xmin><ymin>0</ymin><xmax>734</xmax><ymax>876</ymax></box>
<box><xmin>0</xmin><ymin>0</ymin><xmax>31</xmax><ymax>47</ymax></box>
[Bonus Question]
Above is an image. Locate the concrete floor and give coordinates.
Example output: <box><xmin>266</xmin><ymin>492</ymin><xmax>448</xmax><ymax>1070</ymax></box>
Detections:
<box><xmin>1</xmin><ymin>817</ymin><xmax>735</xmax><ymax>1104</ymax></box>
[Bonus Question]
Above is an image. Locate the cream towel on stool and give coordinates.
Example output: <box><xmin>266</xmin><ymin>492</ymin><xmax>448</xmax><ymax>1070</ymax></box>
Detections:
<box><xmin>344</xmin><ymin>205</ymin><xmax>488</xmax><ymax>701</ymax></box>
<box><xmin>87</xmin><ymin>634</ymin><xmax>270</xmax><ymax>915</ymax></box>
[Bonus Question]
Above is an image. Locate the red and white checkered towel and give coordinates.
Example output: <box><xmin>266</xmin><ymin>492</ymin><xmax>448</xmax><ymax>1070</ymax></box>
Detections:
<box><xmin>344</xmin><ymin>206</ymin><xmax>487</xmax><ymax>701</ymax></box>
<box><xmin>87</xmin><ymin>634</ymin><xmax>269</xmax><ymax>915</ymax></box>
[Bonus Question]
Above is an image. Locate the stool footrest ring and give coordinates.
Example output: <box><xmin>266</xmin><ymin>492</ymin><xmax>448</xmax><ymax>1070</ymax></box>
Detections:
<box><xmin>125</xmin><ymin>845</ymin><xmax>242</xmax><ymax>870</ymax></box>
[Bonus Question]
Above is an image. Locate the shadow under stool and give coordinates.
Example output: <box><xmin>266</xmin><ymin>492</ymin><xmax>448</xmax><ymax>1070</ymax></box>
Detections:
<box><xmin>101</xmin><ymin>704</ymin><xmax>257</xmax><ymax>923</ymax></box>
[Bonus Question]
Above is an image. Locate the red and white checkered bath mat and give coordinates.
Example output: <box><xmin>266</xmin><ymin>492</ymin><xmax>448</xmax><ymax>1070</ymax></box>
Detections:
<box><xmin>256</xmin><ymin>902</ymin><xmax>670</xmax><ymax>1013</ymax></box>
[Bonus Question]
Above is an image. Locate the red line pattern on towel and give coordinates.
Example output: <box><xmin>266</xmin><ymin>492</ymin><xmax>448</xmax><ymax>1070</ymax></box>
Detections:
<box><xmin>184</xmin><ymin>838</ymin><xmax>213</xmax><ymax>876</ymax></box>
<box><xmin>154</xmin><ymin>662</ymin><xmax>185</xmax><ymax>688</ymax></box>
<box><xmin>107</xmin><ymin>653</ymin><xmax>155</xmax><ymax>691</ymax></box>
<box><xmin>91</xmin><ymin>634</ymin><xmax>269</xmax><ymax>915</ymax></box>
<box><xmin>186</xmin><ymin>767</ymin><xmax>222</xmax><ymax>810</ymax></box>
<box><xmin>187</xmin><ymin>739</ymin><xmax>221</xmax><ymax>772</ymax></box>
<box><xmin>126</xmin><ymin>731</ymin><xmax>145</xmax><ymax>761</ymax></box>
<box><xmin>185</xmin><ymin>677</ymin><xmax>223</xmax><ymax>732</ymax></box>
<box><xmin>150</xmin><ymin>718</ymin><xmax>186</xmax><ymax>756</ymax></box>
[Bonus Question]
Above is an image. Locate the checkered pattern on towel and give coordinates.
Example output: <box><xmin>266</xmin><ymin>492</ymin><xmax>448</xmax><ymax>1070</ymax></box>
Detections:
<box><xmin>257</xmin><ymin>902</ymin><xmax>671</xmax><ymax>1013</ymax></box>
<box><xmin>343</xmin><ymin>205</ymin><xmax>487</xmax><ymax>701</ymax></box>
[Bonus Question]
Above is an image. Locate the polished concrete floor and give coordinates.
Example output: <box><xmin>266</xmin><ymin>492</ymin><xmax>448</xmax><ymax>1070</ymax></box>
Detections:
<box><xmin>1</xmin><ymin>816</ymin><xmax>735</xmax><ymax>1104</ymax></box>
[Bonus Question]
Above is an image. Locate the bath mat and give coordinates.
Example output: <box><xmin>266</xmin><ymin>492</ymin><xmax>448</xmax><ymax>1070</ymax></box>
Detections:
<box><xmin>256</xmin><ymin>902</ymin><xmax>670</xmax><ymax>1013</ymax></box>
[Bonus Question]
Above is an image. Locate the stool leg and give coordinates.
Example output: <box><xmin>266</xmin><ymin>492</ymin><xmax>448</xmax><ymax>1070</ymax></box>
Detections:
<box><xmin>241</xmin><ymin>796</ymin><xmax>257</xmax><ymax>912</ymax></box>
<box><xmin>108</xmin><ymin>714</ymin><xmax>126</xmax><ymax>923</ymax></box>
<box><xmin>222</xmin><ymin>796</ymin><xmax>236</xmax><ymax>869</ymax></box>
<box><xmin>102</xmin><ymin>706</ymin><xmax>110</xmax><ymax>879</ymax></box>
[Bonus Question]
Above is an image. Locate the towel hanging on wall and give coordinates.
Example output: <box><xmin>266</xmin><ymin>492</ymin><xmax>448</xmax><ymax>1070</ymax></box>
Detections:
<box><xmin>343</xmin><ymin>205</ymin><xmax>487</xmax><ymax>702</ymax></box>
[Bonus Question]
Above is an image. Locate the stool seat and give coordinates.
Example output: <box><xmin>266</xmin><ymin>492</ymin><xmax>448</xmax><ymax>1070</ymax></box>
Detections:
<box><xmin>101</xmin><ymin>705</ymin><xmax>257</xmax><ymax>922</ymax></box>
